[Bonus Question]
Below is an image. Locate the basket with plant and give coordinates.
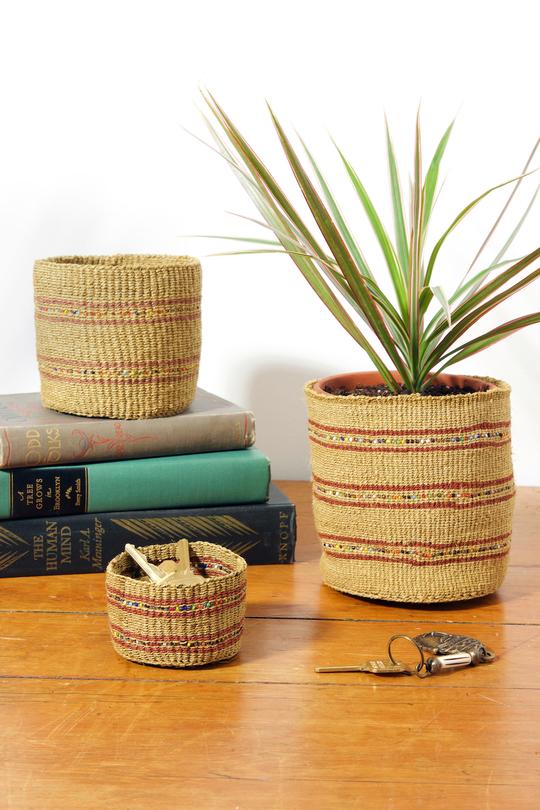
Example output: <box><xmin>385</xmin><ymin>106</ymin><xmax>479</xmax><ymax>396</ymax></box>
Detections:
<box><xmin>198</xmin><ymin>92</ymin><xmax>539</xmax><ymax>602</ymax></box>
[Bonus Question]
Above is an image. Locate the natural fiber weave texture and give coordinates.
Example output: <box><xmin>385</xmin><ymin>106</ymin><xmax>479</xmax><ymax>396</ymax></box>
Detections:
<box><xmin>305</xmin><ymin>374</ymin><xmax>514</xmax><ymax>603</ymax></box>
<box><xmin>106</xmin><ymin>541</ymin><xmax>247</xmax><ymax>667</ymax></box>
<box><xmin>34</xmin><ymin>255</ymin><xmax>202</xmax><ymax>419</ymax></box>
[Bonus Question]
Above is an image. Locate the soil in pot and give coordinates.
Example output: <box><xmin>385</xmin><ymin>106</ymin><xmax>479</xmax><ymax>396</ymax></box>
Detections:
<box><xmin>325</xmin><ymin>382</ymin><xmax>488</xmax><ymax>397</ymax></box>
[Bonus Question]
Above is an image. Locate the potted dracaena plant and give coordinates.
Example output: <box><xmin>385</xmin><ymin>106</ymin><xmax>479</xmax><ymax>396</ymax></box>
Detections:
<box><xmin>198</xmin><ymin>91</ymin><xmax>540</xmax><ymax>602</ymax></box>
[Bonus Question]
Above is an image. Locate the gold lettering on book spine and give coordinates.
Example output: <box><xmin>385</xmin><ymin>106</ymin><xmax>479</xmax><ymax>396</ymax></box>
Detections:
<box><xmin>45</xmin><ymin>520</ymin><xmax>58</xmax><ymax>571</ymax></box>
<box><xmin>24</xmin><ymin>427</ymin><xmax>62</xmax><ymax>466</ymax></box>
<box><xmin>279</xmin><ymin>511</ymin><xmax>291</xmax><ymax>562</ymax></box>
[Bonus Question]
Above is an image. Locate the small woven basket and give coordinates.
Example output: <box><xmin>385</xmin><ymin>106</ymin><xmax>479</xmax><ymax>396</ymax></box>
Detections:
<box><xmin>106</xmin><ymin>541</ymin><xmax>247</xmax><ymax>667</ymax></box>
<box><xmin>33</xmin><ymin>254</ymin><xmax>202</xmax><ymax>419</ymax></box>
<box><xmin>305</xmin><ymin>372</ymin><xmax>515</xmax><ymax>603</ymax></box>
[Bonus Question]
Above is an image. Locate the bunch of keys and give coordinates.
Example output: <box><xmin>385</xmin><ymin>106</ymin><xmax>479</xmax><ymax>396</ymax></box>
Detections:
<box><xmin>125</xmin><ymin>539</ymin><xmax>205</xmax><ymax>587</ymax></box>
<box><xmin>316</xmin><ymin>631</ymin><xmax>495</xmax><ymax>678</ymax></box>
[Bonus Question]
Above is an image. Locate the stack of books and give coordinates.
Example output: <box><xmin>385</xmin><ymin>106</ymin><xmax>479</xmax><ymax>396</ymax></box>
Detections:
<box><xmin>0</xmin><ymin>389</ymin><xmax>296</xmax><ymax>578</ymax></box>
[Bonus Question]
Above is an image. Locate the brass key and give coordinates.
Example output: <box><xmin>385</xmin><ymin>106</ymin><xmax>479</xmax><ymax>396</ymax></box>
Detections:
<box><xmin>316</xmin><ymin>658</ymin><xmax>411</xmax><ymax>675</ymax></box>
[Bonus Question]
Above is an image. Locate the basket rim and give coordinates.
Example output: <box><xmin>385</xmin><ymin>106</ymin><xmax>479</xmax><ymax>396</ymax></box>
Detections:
<box><xmin>106</xmin><ymin>540</ymin><xmax>247</xmax><ymax>591</ymax></box>
<box><xmin>34</xmin><ymin>254</ymin><xmax>201</xmax><ymax>273</ymax></box>
<box><xmin>306</xmin><ymin>372</ymin><xmax>511</xmax><ymax>404</ymax></box>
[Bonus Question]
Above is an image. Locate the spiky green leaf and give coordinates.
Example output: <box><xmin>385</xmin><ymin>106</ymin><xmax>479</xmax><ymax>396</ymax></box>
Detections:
<box><xmin>431</xmin><ymin>286</ymin><xmax>452</xmax><ymax>326</ymax></box>
<box><xmin>333</xmin><ymin>143</ymin><xmax>408</xmax><ymax>318</ymax></box>
<box><xmin>385</xmin><ymin>119</ymin><xmax>409</xmax><ymax>276</ymax></box>
<box><xmin>434</xmin><ymin>312</ymin><xmax>540</xmax><ymax>371</ymax></box>
<box><xmin>299</xmin><ymin>136</ymin><xmax>374</xmax><ymax>280</ymax></box>
<box><xmin>423</xmin><ymin>120</ymin><xmax>454</xmax><ymax>227</ymax></box>
<box><xmin>422</xmin><ymin>170</ymin><xmax>537</xmax><ymax>306</ymax></box>
<box><xmin>267</xmin><ymin>105</ymin><xmax>411</xmax><ymax>386</ymax></box>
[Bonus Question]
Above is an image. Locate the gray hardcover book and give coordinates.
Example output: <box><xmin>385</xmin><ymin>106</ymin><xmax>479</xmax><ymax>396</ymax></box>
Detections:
<box><xmin>0</xmin><ymin>389</ymin><xmax>255</xmax><ymax>469</ymax></box>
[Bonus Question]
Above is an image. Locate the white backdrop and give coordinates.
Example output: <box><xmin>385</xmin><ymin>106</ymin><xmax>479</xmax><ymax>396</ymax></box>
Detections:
<box><xmin>0</xmin><ymin>0</ymin><xmax>539</xmax><ymax>483</ymax></box>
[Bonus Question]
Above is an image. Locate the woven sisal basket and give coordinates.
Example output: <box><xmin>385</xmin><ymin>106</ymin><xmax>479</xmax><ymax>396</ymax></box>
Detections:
<box><xmin>33</xmin><ymin>255</ymin><xmax>202</xmax><ymax>419</ymax></box>
<box><xmin>305</xmin><ymin>372</ymin><xmax>515</xmax><ymax>603</ymax></box>
<box><xmin>106</xmin><ymin>541</ymin><xmax>247</xmax><ymax>667</ymax></box>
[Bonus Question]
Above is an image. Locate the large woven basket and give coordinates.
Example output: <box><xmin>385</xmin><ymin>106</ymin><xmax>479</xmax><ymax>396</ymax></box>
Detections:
<box><xmin>33</xmin><ymin>254</ymin><xmax>202</xmax><ymax>419</ymax></box>
<box><xmin>106</xmin><ymin>541</ymin><xmax>247</xmax><ymax>667</ymax></box>
<box><xmin>305</xmin><ymin>371</ymin><xmax>515</xmax><ymax>603</ymax></box>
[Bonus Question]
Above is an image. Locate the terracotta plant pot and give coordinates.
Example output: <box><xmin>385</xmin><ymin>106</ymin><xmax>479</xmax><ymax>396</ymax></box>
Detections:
<box><xmin>33</xmin><ymin>254</ymin><xmax>202</xmax><ymax>419</ymax></box>
<box><xmin>305</xmin><ymin>371</ymin><xmax>514</xmax><ymax>603</ymax></box>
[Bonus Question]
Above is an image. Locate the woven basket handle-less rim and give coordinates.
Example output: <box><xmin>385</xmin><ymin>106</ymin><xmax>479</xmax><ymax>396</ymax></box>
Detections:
<box><xmin>33</xmin><ymin>255</ymin><xmax>202</xmax><ymax>420</ymax></box>
<box><xmin>304</xmin><ymin>372</ymin><xmax>514</xmax><ymax>603</ymax></box>
<box><xmin>105</xmin><ymin>542</ymin><xmax>248</xmax><ymax>668</ymax></box>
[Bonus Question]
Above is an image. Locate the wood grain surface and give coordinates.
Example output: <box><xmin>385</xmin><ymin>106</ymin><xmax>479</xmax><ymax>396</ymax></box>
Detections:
<box><xmin>1</xmin><ymin>482</ymin><xmax>539</xmax><ymax>809</ymax></box>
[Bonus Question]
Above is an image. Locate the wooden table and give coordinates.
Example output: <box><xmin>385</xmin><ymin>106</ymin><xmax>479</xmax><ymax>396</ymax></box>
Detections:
<box><xmin>0</xmin><ymin>482</ymin><xmax>539</xmax><ymax>809</ymax></box>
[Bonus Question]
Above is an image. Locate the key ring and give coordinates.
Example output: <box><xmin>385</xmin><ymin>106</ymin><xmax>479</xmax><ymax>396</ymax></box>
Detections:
<box><xmin>387</xmin><ymin>634</ymin><xmax>429</xmax><ymax>677</ymax></box>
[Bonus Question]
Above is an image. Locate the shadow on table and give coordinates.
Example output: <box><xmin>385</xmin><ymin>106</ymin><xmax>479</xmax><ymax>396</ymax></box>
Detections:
<box><xmin>361</xmin><ymin>592</ymin><xmax>505</xmax><ymax>612</ymax></box>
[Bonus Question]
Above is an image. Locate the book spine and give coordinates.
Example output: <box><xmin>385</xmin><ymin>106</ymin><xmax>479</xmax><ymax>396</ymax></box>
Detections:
<box><xmin>0</xmin><ymin>501</ymin><xmax>296</xmax><ymax>577</ymax></box>
<box><xmin>0</xmin><ymin>411</ymin><xmax>256</xmax><ymax>469</ymax></box>
<box><xmin>0</xmin><ymin>449</ymin><xmax>270</xmax><ymax>519</ymax></box>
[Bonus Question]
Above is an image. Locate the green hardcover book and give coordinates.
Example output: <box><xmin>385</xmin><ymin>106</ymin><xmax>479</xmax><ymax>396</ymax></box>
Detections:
<box><xmin>0</xmin><ymin>448</ymin><xmax>270</xmax><ymax>520</ymax></box>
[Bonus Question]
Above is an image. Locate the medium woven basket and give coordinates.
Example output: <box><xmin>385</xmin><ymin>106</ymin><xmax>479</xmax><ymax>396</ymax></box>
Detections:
<box><xmin>305</xmin><ymin>372</ymin><xmax>515</xmax><ymax>603</ymax></box>
<box><xmin>33</xmin><ymin>254</ymin><xmax>202</xmax><ymax>419</ymax></box>
<box><xmin>106</xmin><ymin>541</ymin><xmax>247</xmax><ymax>667</ymax></box>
